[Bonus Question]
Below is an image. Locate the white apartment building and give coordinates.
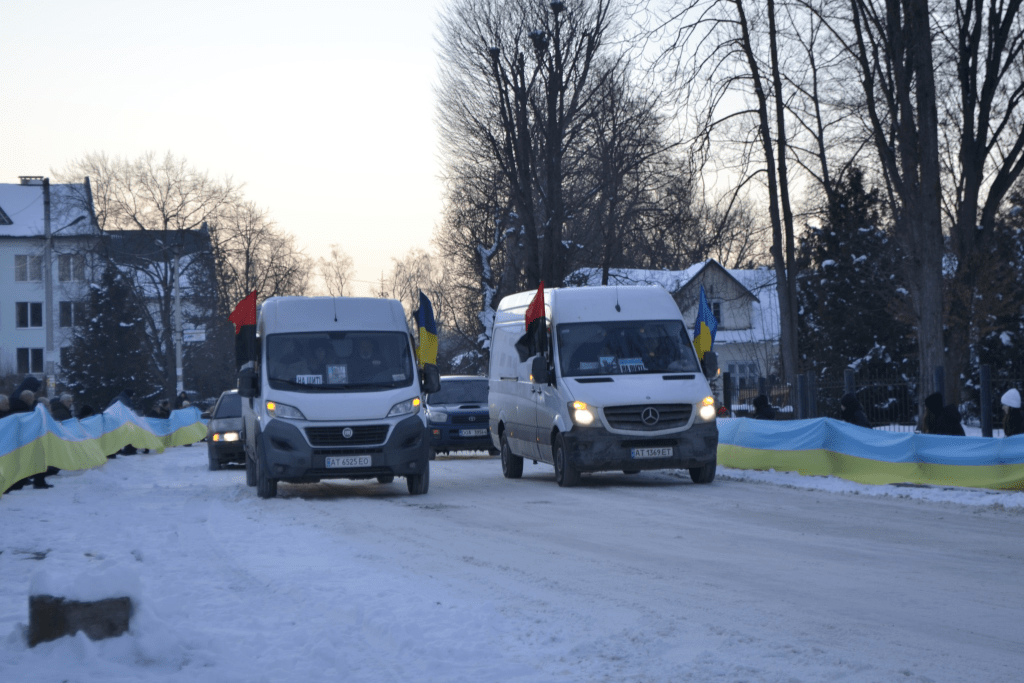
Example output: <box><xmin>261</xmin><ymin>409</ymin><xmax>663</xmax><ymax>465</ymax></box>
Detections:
<box><xmin>0</xmin><ymin>176</ymin><xmax>100</xmax><ymax>391</ymax></box>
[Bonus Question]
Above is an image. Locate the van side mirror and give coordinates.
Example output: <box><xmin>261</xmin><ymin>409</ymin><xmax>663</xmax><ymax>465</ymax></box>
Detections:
<box><xmin>421</xmin><ymin>363</ymin><xmax>441</xmax><ymax>394</ymax></box>
<box><xmin>531</xmin><ymin>356</ymin><xmax>550</xmax><ymax>384</ymax></box>
<box><xmin>701</xmin><ymin>351</ymin><xmax>719</xmax><ymax>381</ymax></box>
<box><xmin>237</xmin><ymin>367</ymin><xmax>259</xmax><ymax>398</ymax></box>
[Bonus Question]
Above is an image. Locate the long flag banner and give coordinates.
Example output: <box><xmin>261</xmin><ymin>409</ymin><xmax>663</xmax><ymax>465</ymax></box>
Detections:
<box><xmin>1</xmin><ymin>403</ymin><xmax>208</xmax><ymax>497</ymax></box>
<box><xmin>415</xmin><ymin>291</ymin><xmax>438</xmax><ymax>367</ymax></box>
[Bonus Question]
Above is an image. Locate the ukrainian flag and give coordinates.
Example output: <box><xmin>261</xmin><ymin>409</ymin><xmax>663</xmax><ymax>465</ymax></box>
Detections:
<box><xmin>415</xmin><ymin>291</ymin><xmax>438</xmax><ymax>367</ymax></box>
<box><xmin>693</xmin><ymin>284</ymin><xmax>717</xmax><ymax>360</ymax></box>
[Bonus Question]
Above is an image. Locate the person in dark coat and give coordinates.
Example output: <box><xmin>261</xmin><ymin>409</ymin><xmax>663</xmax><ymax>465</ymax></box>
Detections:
<box><xmin>107</xmin><ymin>389</ymin><xmax>136</xmax><ymax>412</ymax></box>
<box><xmin>77</xmin><ymin>404</ymin><xmax>96</xmax><ymax>419</ymax></box>
<box><xmin>840</xmin><ymin>393</ymin><xmax>871</xmax><ymax>428</ymax></box>
<box><xmin>752</xmin><ymin>394</ymin><xmax>776</xmax><ymax>420</ymax></box>
<box><xmin>0</xmin><ymin>394</ymin><xmax>10</xmax><ymax>420</ymax></box>
<box><xmin>1001</xmin><ymin>389</ymin><xmax>1023</xmax><ymax>437</ymax></box>
<box><xmin>8</xmin><ymin>376</ymin><xmax>42</xmax><ymax>413</ymax></box>
<box><xmin>922</xmin><ymin>392</ymin><xmax>965</xmax><ymax>436</ymax></box>
<box><xmin>50</xmin><ymin>394</ymin><xmax>73</xmax><ymax>421</ymax></box>
<box><xmin>175</xmin><ymin>391</ymin><xmax>188</xmax><ymax>409</ymax></box>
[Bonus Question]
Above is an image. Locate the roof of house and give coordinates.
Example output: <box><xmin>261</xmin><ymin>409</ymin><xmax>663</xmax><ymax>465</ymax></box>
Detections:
<box><xmin>0</xmin><ymin>179</ymin><xmax>99</xmax><ymax>238</ymax></box>
<box><xmin>570</xmin><ymin>260</ymin><xmax>779</xmax><ymax>344</ymax></box>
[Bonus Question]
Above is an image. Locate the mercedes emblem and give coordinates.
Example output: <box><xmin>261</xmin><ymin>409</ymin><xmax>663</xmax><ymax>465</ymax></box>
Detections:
<box><xmin>641</xmin><ymin>407</ymin><xmax>660</xmax><ymax>426</ymax></box>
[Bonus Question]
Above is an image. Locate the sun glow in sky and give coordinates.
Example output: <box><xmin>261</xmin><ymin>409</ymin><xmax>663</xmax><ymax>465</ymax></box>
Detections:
<box><xmin>0</xmin><ymin>0</ymin><xmax>446</xmax><ymax>295</ymax></box>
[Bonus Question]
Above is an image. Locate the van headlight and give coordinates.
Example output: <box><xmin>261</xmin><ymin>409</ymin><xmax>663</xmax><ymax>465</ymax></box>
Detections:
<box><xmin>697</xmin><ymin>396</ymin><xmax>717</xmax><ymax>422</ymax></box>
<box><xmin>388</xmin><ymin>397</ymin><xmax>421</xmax><ymax>418</ymax></box>
<box><xmin>568</xmin><ymin>401</ymin><xmax>597</xmax><ymax>427</ymax></box>
<box><xmin>266</xmin><ymin>400</ymin><xmax>305</xmax><ymax>420</ymax></box>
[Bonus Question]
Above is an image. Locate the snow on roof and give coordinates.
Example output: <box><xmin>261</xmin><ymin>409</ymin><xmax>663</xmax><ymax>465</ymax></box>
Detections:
<box><xmin>570</xmin><ymin>261</ymin><xmax>780</xmax><ymax>344</ymax></box>
<box><xmin>0</xmin><ymin>180</ymin><xmax>99</xmax><ymax>238</ymax></box>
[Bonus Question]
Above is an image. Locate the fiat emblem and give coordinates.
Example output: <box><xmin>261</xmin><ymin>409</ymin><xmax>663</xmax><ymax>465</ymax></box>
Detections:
<box><xmin>641</xmin><ymin>407</ymin><xmax>660</xmax><ymax>426</ymax></box>
<box><xmin>342</xmin><ymin>427</ymin><xmax>354</xmax><ymax>439</ymax></box>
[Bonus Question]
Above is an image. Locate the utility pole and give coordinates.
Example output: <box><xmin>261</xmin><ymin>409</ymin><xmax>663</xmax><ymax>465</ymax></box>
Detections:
<box><xmin>43</xmin><ymin>178</ymin><xmax>54</xmax><ymax>393</ymax></box>
<box><xmin>173</xmin><ymin>246</ymin><xmax>184</xmax><ymax>395</ymax></box>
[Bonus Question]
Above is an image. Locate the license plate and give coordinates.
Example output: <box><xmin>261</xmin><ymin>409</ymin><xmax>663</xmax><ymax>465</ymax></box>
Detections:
<box><xmin>631</xmin><ymin>447</ymin><xmax>672</xmax><ymax>459</ymax></box>
<box><xmin>325</xmin><ymin>455</ymin><xmax>372</xmax><ymax>468</ymax></box>
<box><xmin>459</xmin><ymin>428</ymin><xmax>488</xmax><ymax>437</ymax></box>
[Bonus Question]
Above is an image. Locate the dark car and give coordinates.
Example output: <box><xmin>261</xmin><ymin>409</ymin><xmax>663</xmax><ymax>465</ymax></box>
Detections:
<box><xmin>203</xmin><ymin>390</ymin><xmax>245</xmax><ymax>470</ymax></box>
<box><xmin>426</xmin><ymin>376</ymin><xmax>497</xmax><ymax>456</ymax></box>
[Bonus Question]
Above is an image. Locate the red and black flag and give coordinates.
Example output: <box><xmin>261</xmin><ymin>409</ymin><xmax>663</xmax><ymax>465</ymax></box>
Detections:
<box><xmin>515</xmin><ymin>282</ymin><xmax>546</xmax><ymax>362</ymax></box>
<box><xmin>229</xmin><ymin>290</ymin><xmax>258</xmax><ymax>370</ymax></box>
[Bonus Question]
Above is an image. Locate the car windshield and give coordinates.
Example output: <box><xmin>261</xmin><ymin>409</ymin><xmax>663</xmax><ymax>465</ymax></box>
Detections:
<box><xmin>427</xmin><ymin>379</ymin><xmax>488</xmax><ymax>405</ymax></box>
<box><xmin>214</xmin><ymin>393</ymin><xmax>242</xmax><ymax>418</ymax></box>
<box><xmin>556</xmin><ymin>320</ymin><xmax>701</xmax><ymax>377</ymax></box>
<box><xmin>265</xmin><ymin>331</ymin><xmax>414</xmax><ymax>392</ymax></box>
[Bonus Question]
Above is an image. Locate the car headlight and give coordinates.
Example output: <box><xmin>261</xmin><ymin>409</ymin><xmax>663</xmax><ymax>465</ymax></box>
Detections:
<box><xmin>697</xmin><ymin>396</ymin><xmax>717</xmax><ymax>422</ymax></box>
<box><xmin>266</xmin><ymin>400</ymin><xmax>305</xmax><ymax>420</ymax></box>
<box><xmin>388</xmin><ymin>397</ymin><xmax>421</xmax><ymax>418</ymax></box>
<box><xmin>428</xmin><ymin>410</ymin><xmax>448</xmax><ymax>423</ymax></box>
<box><xmin>568</xmin><ymin>400</ymin><xmax>597</xmax><ymax>426</ymax></box>
<box><xmin>212</xmin><ymin>431</ymin><xmax>240</xmax><ymax>442</ymax></box>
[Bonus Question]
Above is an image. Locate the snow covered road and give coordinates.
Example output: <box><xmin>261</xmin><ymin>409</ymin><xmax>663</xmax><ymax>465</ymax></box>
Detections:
<box><xmin>2</xmin><ymin>447</ymin><xmax>1023</xmax><ymax>682</ymax></box>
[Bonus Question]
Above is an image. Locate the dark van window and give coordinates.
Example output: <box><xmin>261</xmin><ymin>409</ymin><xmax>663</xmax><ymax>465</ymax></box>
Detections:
<box><xmin>214</xmin><ymin>393</ymin><xmax>242</xmax><ymax>418</ymax></box>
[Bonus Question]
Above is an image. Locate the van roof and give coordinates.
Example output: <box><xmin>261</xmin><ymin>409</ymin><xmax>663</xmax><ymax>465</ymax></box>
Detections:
<box><xmin>259</xmin><ymin>297</ymin><xmax>409</xmax><ymax>335</ymax></box>
<box><xmin>495</xmin><ymin>285</ymin><xmax>681</xmax><ymax>325</ymax></box>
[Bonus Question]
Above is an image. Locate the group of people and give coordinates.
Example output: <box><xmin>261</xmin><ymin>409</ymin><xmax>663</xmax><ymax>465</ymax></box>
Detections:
<box><xmin>2</xmin><ymin>379</ymin><xmax>194</xmax><ymax>492</ymax></box>
<box><xmin>748</xmin><ymin>387</ymin><xmax>1024</xmax><ymax>437</ymax></box>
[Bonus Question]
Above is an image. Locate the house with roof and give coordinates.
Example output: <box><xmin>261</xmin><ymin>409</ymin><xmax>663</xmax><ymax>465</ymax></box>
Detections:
<box><xmin>570</xmin><ymin>260</ymin><xmax>780</xmax><ymax>399</ymax></box>
<box><xmin>0</xmin><ymin>176</ymin><xmax>100</xmax><ymax>388</ymax></box>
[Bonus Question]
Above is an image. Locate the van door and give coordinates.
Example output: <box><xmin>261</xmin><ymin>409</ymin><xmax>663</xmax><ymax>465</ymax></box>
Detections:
<box><xmin>515</xmin><ymin>357</ymin><xmax>539</xmax><ymax>459</ymax></box>
<box><xmin>534</xmin><ymin>379</ymin><xmax>559</xmax><ymax>464</ymax></box>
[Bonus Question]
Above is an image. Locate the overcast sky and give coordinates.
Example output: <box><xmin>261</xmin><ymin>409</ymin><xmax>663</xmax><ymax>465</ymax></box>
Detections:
<box><xmin>0</xmin><ymin>0</ymin><xmax>446</xmax><ymax>296</ymax></box>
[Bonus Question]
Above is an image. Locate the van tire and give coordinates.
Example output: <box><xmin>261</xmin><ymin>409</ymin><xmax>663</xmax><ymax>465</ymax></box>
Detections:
<box><xmin>553</xmin><ymin>434</ymin><xmax>580</xmax><ymax>487</ymax></box>
<box><xmin>256</xmin><ymin>446</ymin><xmax>278</xmax><ymax>499</ymax></box>
<box><xmin>407</xmin><ymin>463</ymin><xmax>429</xmax><ymax>495</ymax></box>
<box><xmin>500</xmin><ymin>434</ymin><xmax>523</xmax><ymax>479</ymax></box>
<box><xmin>245</xmin><ymin>450</ymin><xmax>257</xmax><ymax>487</ymax></box>
<box><xmin>689</xmin><ymin>459</ymin><xmax>717</xmax><ymax>484</ymax></box>
<box><xmin>377</xmin><ymin>474</ymin><xmax>395</xmax><ymax>484</ymax></box>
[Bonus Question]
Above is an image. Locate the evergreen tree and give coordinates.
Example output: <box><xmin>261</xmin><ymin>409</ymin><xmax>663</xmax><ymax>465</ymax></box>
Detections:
<box><xmin>798</xmin><ymin>168</ymin><xmax>917</xmax><ymax>381</ymax></box>
<box><xmin>63</xmin><ymin>266</ymin><xmax>160</xmax><ymax>412</ymax></box>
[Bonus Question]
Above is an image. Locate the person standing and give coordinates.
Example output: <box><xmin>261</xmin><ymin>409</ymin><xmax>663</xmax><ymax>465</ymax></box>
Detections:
<box><xmin>922</xmin><ymin>392</ymin><xmax>966</xmax><ymax>436</ymax></box>
<box><xmin>752</xmin><ymin>394</ymin><xmax>776</xmax><ymax>420</ymax></box>
<box><xmin>50</xmin><ymin>394</ymin><xmax>74</xmax><ymax>421</ymax></box>
<box><xmin>0</xmin><ymin>394</ymin><xmax>10</xmax><ymax>420</ymax></box>
<box><xmin>1002</xmin><ymin>389</ymin><xmax>1023</xmax><ymax>437</ymax></box>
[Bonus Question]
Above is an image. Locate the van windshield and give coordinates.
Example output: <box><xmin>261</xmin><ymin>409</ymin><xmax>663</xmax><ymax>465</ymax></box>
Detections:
<box><xmin>556</xmin><ymin>320</ymin><xmax>701</xmax><ymax>377</ymax></box>
<box><xmin>265</xmin><ymin>332</ymin><xmax>414</xmax><ymax>392</ymax></box>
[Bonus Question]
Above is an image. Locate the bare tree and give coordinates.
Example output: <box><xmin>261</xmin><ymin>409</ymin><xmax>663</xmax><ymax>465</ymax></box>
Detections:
<box><xmin>316</xmin><ymin>244</ymin><xmax>356</xmax><ymax>297</ymax></box>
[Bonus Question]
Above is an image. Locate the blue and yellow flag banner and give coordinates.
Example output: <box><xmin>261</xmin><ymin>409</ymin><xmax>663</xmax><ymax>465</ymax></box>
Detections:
<box><xmin>415</xmin><ymin>291</ymin><xmax>438</xmax><ymax>367</ymax></box>
<box><xmin>693</xmin><ymin>284</ymin><xmax>717</xmax><ymax>360</ymax></box>
<box><xmin>1</xmin><ymin>403</ymin><xmax>208</xmax><ymax>496</ymax></box>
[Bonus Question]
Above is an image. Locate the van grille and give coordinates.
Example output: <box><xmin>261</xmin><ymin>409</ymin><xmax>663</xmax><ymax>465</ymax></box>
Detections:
<box><xmin>450</xmin><ymin>413</ymin><xmax>488</xmax><ymax>425</ymax></box>
<box><xmin>306</xmin><ymin>425</ymin><xmax>389</xmax><ymax>447</ymax></box>
<box><xmin>603</xmin><ymin>404</ymin><xmax>692</xmax><ymax>431</ymax></box>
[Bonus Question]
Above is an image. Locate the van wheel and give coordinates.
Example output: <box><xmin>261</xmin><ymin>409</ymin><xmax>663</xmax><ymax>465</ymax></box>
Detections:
<box><xmin>256</xmin><ymin>446</ymin><xmax>278</xmax><ymax>499</ymax></box>
<box><xmin>689</xmin><ymin>459</ymin><xmax>717</xmax><ymax>484</ymax></box>
<box><xmin>407</xmin><ymin>462</ymin><xmax>429</xmax><ymax>495</ymax></box>
<box><xmin>500</xmin><ymin>434</ymin><xmax>523</xmax><ymax>479</ymax></box>
<box><xmin>245</xmin><ymin>450</ymin><xmax>257</xmax><ymax>487</ymax></box>
<box><xmin>377</xmin><ymin>474</ymin><xmax>395</xmax><ymax>484</ymax></box>
<box><xmin>553</xmin><ymin>434</ymin><xmax>580</xmax><ymax>488</ymax></box>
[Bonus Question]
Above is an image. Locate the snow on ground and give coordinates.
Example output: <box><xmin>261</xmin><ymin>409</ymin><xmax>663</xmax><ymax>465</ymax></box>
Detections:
<box><xmin>2</xmin><ymin>445</ymin><xmax>1023</xmax><ymax>682</ymax></box>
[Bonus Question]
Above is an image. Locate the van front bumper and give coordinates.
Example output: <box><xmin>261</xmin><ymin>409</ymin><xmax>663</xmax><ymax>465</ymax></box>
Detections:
<box><xmin>258</xmin><ymin>414</ymin><xmax>430</xmax><ymax>482</ymax></box>
<box><xmin>561</xmin><ymin>422</ymin><xmax>718</xmax><ymax>473</ymax></box>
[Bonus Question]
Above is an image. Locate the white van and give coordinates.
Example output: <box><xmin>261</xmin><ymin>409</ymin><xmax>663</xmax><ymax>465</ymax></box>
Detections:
<box><xmin>238</xmin><ymin>296</ymin><xmax>440</xmax><ymax>499</ymax></box>
<box><xmin>488</xmin><ymin>285</ymin><xmax>719</xmax><ymax>486</ymax></box>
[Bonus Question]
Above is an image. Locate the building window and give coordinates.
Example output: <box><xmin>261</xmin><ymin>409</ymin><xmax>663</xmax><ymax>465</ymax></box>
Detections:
<box><xmin>712</xmin><ymin>302</ymin><xmax>722</xmax><ymax>323</ymax></box>
<box><xmin>58</xmin><ymin>254</ymin><xmax>87</xmax><ymax>281</ymax></box>
<box><xmin>16</xmin><ymin>302</ymin><xmax>44</xmax><ymax>328</ymax></box>
<box><xmin>59</xmin><ymin>301</ymin><xmax>86</xmax><ymax>327</ymax></box>
<box><xmin>728</xmin><ymin>362</ymin><xmax>761</xmax><ymax>391</ymax></box>
<box><xmin>15</xmin><ymin>255</ymin><xmax>43</xmax><ymax>282</ymax></box>
<box><xmin>17</xmin><ymin>348</ymin><xmax>44</xmax><ymax>374</ymax></box>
